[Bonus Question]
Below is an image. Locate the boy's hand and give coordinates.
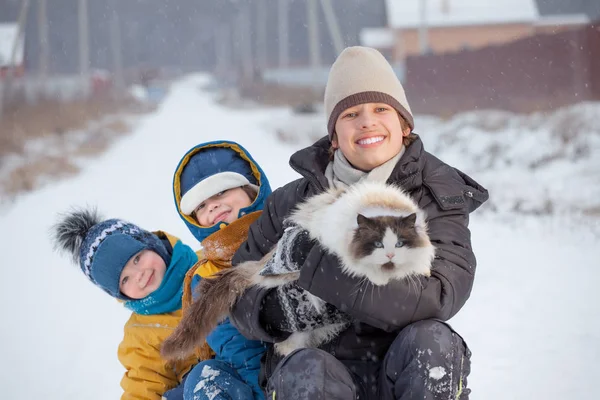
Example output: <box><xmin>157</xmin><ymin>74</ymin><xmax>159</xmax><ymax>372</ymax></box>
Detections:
<box><xmin>257</xmin><ymin>225</ymin><xmax>349</xmax><ymax>335</ymax></box>
<box><xmin>270</xmin><ymin>282</ymin><xmax>350</xmax><ymax>334</ymax></box>
<box><xmin>259</xmin><ymin>225</ymin><xmax>313</xmax><ymax>276</ymax></box>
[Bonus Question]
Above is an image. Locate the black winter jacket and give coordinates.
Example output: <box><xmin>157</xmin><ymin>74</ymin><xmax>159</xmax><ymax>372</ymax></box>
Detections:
<box><xmin>230</xmin><ymin>135</ymin><xmax>489</xmax><ymax>381</ymax></box>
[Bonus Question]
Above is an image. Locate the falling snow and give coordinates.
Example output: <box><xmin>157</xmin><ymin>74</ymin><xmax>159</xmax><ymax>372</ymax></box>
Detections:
<box><xmin>1</xmin><ymin>75</ymin><xmax>598</xmax><ymax>400</ymax></box>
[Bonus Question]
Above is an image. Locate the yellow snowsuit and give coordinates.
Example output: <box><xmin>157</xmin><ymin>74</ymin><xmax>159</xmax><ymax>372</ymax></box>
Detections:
<box><xmin>118</xmin><ymin>213</ymin><xmax>260</xmax><ymax>400</ymax></box>
<box><xmin>117</xmin><ymin>232</ymin><xmax>217</xmax><ymax>400</ymax></box>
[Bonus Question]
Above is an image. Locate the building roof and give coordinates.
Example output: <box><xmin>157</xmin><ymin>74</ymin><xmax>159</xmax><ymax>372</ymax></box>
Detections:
<box><xmin>535</xmin><ymin>0</ymin><xmax>600</xmax><ymax>20</ymax></box>
<box><xmin>535</xmin><ymin>14</ymin><xmax>590</xmax><ymax>27</ymax></box>
<box><xmin>0</xmin><ymin>23</ymin><xmax>24</xmax><ymax>67</ymax></box>
<box><xmin>360</xmin><ymin>28</ymin><xmax>395</xmax><ymax>48</ymax></box>
<box><xmin>385</xmin><ymin>0</ymin><xmax>540</xmax><ymax>29</ymax></box>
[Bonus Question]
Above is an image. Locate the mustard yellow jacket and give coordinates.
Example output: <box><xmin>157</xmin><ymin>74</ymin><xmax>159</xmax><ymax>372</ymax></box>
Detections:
<box><xmin>118</xmin><ymin>232</ymin><xmax>223</xmax><ymax>400</ymax></box>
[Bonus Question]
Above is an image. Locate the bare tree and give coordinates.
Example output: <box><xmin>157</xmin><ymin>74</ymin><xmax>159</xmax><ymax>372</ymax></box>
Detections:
<box><xmin>78</xmin><ymin>0</ymin><xmax>90</xmax><ymax>79</ymax></box>
<box><xmin>0</xmin><ymin>0</ymin><xmax>31</xmax><ymax>120</ymax></box>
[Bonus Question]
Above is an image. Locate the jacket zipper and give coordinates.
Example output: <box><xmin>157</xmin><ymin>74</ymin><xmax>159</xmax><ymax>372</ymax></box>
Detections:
<box><xmin>265</xmin><ymin>345</ymin><xmax>276</xmax><ymax>379</ymax></box>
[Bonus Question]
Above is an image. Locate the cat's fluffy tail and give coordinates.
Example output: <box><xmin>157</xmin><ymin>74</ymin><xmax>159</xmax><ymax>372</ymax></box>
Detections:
<box><xmin>160</xmin><ymin>258</ymin><xmax>263</xmax><ymax>361</ymax></box>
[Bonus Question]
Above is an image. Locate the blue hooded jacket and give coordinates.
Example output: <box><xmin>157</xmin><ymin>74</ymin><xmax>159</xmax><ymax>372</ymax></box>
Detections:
<box><xmin>173</xmin><ymin>141</ymin><xmax>271</xmax><ymax>399</ymax></box>
<box><xmin>173</xmin><ymin>140</ymin><xmax>271</xmax><ymax>243</ymax></box>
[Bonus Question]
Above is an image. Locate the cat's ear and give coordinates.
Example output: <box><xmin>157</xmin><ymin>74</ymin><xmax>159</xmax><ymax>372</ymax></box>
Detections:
<box><xmin>357</xmin><ymin>214</ymin><xmax>372</xmax><ymax>226</ymax></box>
<box><xmin>404</xmin><ymin>213</ymin><xmax>417</xmax><ymax>227</ymax></box>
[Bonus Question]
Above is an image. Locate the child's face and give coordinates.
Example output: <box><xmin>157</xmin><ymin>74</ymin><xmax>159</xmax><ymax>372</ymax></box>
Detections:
<box><xmin>119</xmin><ymin>250</ymin><xmax>167</xmax><ymax>299</ymax></box>
<box><xmin>333</xmin><ymin>102</ymin><xmax>410</xmax><ymax>171</ymax></box>
<box><xmin>193</xmin><ymin>187</ymin><xmax>252</xmax><ymax>227</ymax></box>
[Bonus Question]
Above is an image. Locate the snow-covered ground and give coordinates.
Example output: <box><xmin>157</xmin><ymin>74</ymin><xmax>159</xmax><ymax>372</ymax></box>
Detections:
<box><xmin>1</xmin><ymin>75</ymin><xmax>598</xmax><ymax>399</ymax></box>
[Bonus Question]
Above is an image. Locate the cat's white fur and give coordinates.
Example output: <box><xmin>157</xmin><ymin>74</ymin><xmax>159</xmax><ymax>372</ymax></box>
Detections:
<box><xmin>288</xmin><ymin>181</ymin><xmax>435</xmax><ymax>286</ymax></box>
<box><xmin>255</xmin><ymin>181</ymin><xmax>436</xmax><ymax>355</ymax></box>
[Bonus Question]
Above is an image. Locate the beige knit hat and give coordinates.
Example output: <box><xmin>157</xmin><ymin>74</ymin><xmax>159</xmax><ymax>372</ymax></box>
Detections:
<box><xmin>324</xmin><ymin>46</ymin><xmax>414</xmax><ymax>138</ymax></box>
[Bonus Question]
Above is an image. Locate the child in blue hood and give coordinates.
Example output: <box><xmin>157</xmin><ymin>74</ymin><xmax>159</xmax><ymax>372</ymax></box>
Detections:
<box><xmin>170</xmin><ymin>140</ymin><xmax>272</xmax><ymax>400</ymax></box>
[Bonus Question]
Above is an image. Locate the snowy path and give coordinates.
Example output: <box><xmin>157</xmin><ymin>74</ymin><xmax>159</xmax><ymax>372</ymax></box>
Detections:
<box><xmin>1</xmin><ymin>75</ymin><xmax>598</xmax><ymax>399</ymax></box>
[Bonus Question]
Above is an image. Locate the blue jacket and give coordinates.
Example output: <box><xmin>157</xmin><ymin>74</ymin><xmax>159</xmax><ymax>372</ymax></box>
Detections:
<box><xmin>192</xmin><ymin>275</ymin><xmax>266</xmax><ymax>399</ymax></box>
<box><xmin>174</xmin><ymin>141</ymin><xmax>272</xmax><ymax>399</ymax></box>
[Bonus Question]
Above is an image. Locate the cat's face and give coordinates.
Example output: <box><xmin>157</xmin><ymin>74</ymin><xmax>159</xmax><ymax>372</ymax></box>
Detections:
<box><xmin>349</xmin><ymin>213</ymin><xmax>425</xmax><ymax>285</ymax></box>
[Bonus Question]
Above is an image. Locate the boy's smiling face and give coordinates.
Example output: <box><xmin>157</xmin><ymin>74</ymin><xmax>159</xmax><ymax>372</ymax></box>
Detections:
<box><xmin>193</xmin><ymin>187</ymin><xmax>252</xmax><ymax>227</ymax></box>
<box><xmin>333</xmin><ymin>102</ymin><xmax>411</xmax><ymax>171</ymax></box>
<box><xmin>119</xmin><ymin>250</ymin><xmax>167</xmax><ymax>299</ymax></box>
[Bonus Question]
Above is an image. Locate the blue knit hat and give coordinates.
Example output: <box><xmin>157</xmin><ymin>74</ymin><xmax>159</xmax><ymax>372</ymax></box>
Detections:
<box><xmin>52</xmin><ymin>209</ymin><xmax>170</xmax><ymax>300</ymax></box>
<box><xmin>179</xmin><ymin>146</ymin><xmax>259</xmax><ymax>215</ymax></box>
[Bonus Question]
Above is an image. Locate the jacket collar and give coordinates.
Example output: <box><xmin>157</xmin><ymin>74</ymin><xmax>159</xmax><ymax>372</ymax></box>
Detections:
<box><xmin>289</xmin><ymin>134</ymin><xmax>488</xmax><ymax>213</ymax></box>
<box><xmin>289</xmin><ymin>134</ymin><xmax>425</xmax><ymax>192</ymax></box>
<box><xmin>387</xmin><ymin>134</ymin><xmax>425</xmax><ymax>192</ymax></box>
<box><xmin>200</xmin><ymin>211</ymin><xmax>261</xmax><ymax>269</ymax></box>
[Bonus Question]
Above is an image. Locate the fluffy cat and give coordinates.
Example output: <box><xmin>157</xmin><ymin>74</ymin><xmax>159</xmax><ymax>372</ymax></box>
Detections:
<box><xmin>161</xmin><ymin>181</ymin><xmax>435</xmax><ymax>361</ymax></box>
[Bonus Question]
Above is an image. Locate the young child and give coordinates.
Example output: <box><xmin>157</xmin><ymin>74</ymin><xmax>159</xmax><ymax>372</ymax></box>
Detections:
<box><xmin>172</xmin><ymin>140</ymin><xmax>271</xmax><ymax>400</ymax></box>
<box><xmin>52</xmin><ymin>209</ymin><xmax>208</xmax><ymax>400</ymax></box>
<box><xmin>51</xmin><ymin>141</ymin><xmax>271</xmax><ymax>400</ymax></box>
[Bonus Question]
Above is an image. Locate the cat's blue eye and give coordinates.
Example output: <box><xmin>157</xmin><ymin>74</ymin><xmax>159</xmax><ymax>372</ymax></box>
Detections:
<box><xmin>374</xmin><ymin>241</ymin><xmax>383</xmax><ymax>248</ymax></box>
<box><xmin>395</xmin><ymin>241</ymin><xmax>404</xmax><ymax>248</ymax></box>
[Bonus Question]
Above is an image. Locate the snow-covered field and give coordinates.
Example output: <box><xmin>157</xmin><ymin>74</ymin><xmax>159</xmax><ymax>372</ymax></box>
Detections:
<box><xmin>267</xmin><ymin>101</ymin><xmax>600</xmax><ymax>218</ymax></box>
<box><xmin>1</xmin><ymin>75</ymin><xmax>598</xmax><ymax>399</ymax></box>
